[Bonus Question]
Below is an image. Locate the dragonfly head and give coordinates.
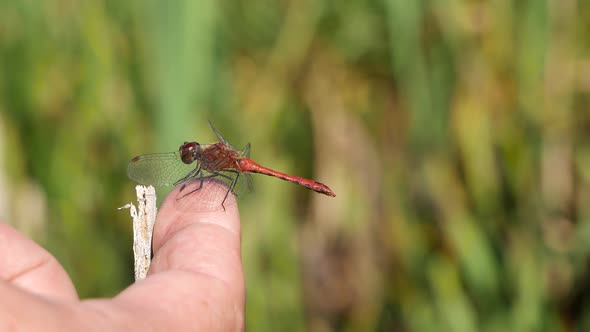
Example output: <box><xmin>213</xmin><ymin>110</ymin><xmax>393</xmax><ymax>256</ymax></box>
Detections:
<box><xmin>179</xmin><ymin>141</ymin><xmax>201</xmax><ymax>164</ymax></box>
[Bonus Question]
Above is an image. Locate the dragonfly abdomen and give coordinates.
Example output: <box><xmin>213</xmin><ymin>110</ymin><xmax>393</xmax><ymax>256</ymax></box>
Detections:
<box><xmin>238</xmin><ymin>158</ymin><xmax>336</xmax><ymax>197</ymax></box>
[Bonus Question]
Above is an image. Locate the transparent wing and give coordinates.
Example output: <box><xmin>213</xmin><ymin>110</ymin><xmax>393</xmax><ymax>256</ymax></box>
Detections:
<box><xmin>241</xmin><ymin>143</ymin><xmax>251</xmax><ymax>158</ymax></box>
<box><xmin>237</xmin><ymin>143</ymin><xmax>253</xmax><ymax>194</ymax></box>
<box><xmin>208</xmin><ymin>120</ymin><xmax>245</xmax><ymax>151</ymax></box>
<box><xmin>240</xmin><ymin>172</ymin><xmax>254</xmax><ymax>194</ymax></box>
<box><xmin>127</xmin><ymin>151</ymin><xmax>198</xmax><ymax>187</ymax></box>
<box><xmin>208</xmin><ymin>120</ymin><xmax>229</xmax><ymax>145</ymax></box>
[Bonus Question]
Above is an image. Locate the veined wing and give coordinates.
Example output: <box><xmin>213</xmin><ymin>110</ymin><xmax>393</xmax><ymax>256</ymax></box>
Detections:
<box><xmin>127</xmin><ymin>151</ymin><xmax>198</xmax><ymax>187</ymax></box>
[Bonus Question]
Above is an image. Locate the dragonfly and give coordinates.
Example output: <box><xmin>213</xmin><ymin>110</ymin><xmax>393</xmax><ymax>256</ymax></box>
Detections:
<box><xmin>127</xmin><ymin>121</ymin><xmax>336</xmax><ymax>210</ymax></box>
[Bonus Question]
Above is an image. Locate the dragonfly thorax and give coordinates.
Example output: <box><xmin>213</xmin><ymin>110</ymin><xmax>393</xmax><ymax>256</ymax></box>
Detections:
<box><xmin>179</xmin><ymin>141</ymin><xmax>201</xmax><ymax>164</ymax></box>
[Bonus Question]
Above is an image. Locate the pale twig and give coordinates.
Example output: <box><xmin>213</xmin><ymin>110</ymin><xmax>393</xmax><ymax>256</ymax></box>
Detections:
<box><xmin>119</xmin><ymin>185</ymin><xmax>157</xmax><ymax>281</ymax></box>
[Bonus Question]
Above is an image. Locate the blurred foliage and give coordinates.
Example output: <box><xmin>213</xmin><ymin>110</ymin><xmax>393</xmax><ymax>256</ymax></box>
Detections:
<box><xmin>1</xmin><ymin>0</ymin><xmax>590</xmax><ymax>331</ymax></box>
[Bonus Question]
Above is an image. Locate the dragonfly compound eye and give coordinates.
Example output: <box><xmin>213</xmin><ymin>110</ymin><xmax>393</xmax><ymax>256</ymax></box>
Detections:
<box><xmin>179</xmin><ymin>142</ymin><xmax>200</xmax><ymax>164</ymax></box>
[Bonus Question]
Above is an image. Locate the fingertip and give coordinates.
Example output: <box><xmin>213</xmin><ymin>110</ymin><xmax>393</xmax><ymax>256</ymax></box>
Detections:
<box><xmin>153</xmin><ymin>179</ymin><xmax>241</xmax><ymax>252</ymax></box>
<box><xmin>148</xmin><ymin>180</ymin><xmax>243</xmax><ymax>290</ymax></box>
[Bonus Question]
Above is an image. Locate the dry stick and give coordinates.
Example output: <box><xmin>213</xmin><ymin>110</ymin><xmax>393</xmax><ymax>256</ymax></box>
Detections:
<box><xmin>119</xmin><ymin>185</ymin><xmax>157</xmax><ymax>281</ymax></box>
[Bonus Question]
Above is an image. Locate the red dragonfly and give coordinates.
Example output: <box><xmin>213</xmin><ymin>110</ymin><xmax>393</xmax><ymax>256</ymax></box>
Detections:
<box><xmin>127</xmin><ymin>121</ymin><xmax>336</xmax><ymax>209</ymax></box>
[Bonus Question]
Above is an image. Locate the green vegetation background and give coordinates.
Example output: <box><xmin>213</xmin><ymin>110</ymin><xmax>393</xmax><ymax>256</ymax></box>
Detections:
<box><xmin>1</xmin><ymin>1</ymin><xmax>589</xmax><ymax>331</ymax></box>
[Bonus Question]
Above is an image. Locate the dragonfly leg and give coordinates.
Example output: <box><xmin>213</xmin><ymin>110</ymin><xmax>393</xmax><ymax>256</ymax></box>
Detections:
<box><xmin>176</xmin><ymin>171</ymin><xmax>225</xmax><ymax>201</ymax></box>
<box><xmin>210</xmin><ymin>170</ymin><xmax>240</xmax><ymax>211</ymax></box>
<box><xmin>175</xmin><ymin>165</ymin><xmax>202</xmax><ymax>188</ymax></box>
<box><xmin>176</xmin><ymin>169</ymin><xmax>240</xmax><ymax>212</ymax></box>
<box><xmin>225</xmin><ymin>170</ymin><xmax>241</xmax><ymax>196</ymax></box>
<box><xmin>212</xmin><ymin>171</ymin><xmax>237</xmax><ymax>212</ymax></box>
<box><xmin>175</xmin><ymin>168</ymin><xmax>209</xmax><ymax>200</ymax></box>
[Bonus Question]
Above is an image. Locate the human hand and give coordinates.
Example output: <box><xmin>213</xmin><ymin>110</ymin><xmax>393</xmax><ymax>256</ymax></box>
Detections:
<box><xmin>0</xmin><ymin>181</ymin><xmax>244</xmax><ymax>331</ymax></box>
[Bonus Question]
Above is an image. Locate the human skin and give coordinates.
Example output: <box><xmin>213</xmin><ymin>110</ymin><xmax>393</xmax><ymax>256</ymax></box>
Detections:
<box><xmin>0</xmin><ymin>180</ymin><xmax>245</xmax><ymax>331</ymax></box>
